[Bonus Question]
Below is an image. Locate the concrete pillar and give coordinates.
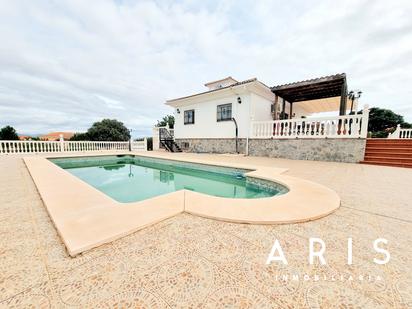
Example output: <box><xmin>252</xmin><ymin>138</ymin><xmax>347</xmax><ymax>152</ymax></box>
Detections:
<box><xmin>59</xmin><ymin>134</ymin><xmax>64</xmax><ymax>152</ymax></box>
<box><xmin>152</xmin><ymin>127</ymin><xmax>160</xmax><ymax>150</ymax></box>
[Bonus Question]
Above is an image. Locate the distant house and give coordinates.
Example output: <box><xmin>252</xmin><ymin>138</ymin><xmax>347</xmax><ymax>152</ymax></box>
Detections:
<box><xmin>41</xmin><ymin>132</ymin><xmax>74</xmax><ymax>141</ymax></box>
<box><xmin>18</xmin><ymin>135</ymin><xmax>32</xmax><ymax>140</ymax></box>
<box><xmin>160</xmin><ymin>74</ymin><xmax>370</xmax><ymax>163</ymax></box>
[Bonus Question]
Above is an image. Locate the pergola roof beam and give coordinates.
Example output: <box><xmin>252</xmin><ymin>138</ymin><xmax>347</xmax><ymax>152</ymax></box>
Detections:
<box><xmin>271</xmin><ymin>73</ymin><xmax>347</xmax><ymax>103</ymax></box>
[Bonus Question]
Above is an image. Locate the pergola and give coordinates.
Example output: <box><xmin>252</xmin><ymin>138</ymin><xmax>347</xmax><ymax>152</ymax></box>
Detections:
<box><xmin>271</xmin><ymin>73</ymin><xmax>348</xmax><ymax>120</ymax></box>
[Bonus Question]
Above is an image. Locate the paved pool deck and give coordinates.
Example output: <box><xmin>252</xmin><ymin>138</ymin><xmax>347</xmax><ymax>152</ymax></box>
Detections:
<box><xmin>0</xmin><ymin>152</ymin><xmax>411</xmax><ymax>308</ymax></box>
<box><xmin>23</xmin><ymin>152</ymin><xmax>340</xmax><ymax>256</ymax></box>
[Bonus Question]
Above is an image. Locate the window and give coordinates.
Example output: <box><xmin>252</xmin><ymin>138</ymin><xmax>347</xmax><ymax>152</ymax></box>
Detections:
<box><xmin>184</xmin><ymin>110</ymin><xmax>195</xmax><ymax>124</ymax></box>
<box><xmin>217</xmin><ymin>103</ymin><xmax>232</xmax><ymax>121</ymax></box>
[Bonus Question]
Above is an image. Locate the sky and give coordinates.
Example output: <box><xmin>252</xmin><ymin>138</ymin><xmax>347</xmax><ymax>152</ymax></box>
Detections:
<box><xmin>0</xmin><ymin>0</ymin><xmax>411</xmax><ymax>137</ymax></box>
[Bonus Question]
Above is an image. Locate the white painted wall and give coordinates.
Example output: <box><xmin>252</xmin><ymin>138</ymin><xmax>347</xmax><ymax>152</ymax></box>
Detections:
<box><xmin>174</xmin><ymin>94</ymin><xmax>249</xmax><ymax>138</ymax></box>
<box><xmin>173</xmin><ymin>91</ymin><xmax>273</xmax><ymax>139</ymax></box>
<box><xmin>276</xmin><ymin>100</ymin><xmax>312</xmax><ymax>119</ymax></box>
<box><xmin>250</xmin><ymin>93</ymin><xmax>273</xmax><ymax>122</ymax></box>
<box><xmin>290</xmin><ymin>103</ymin><xmax>308</xmax><ymax>118</ymax></box>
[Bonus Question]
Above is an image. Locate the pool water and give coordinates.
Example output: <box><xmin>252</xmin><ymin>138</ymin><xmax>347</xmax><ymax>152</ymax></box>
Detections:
<box><xmin>50</xmin><ymin>155</ymin><xmax>288</xmax><ymax>203</ymax></box>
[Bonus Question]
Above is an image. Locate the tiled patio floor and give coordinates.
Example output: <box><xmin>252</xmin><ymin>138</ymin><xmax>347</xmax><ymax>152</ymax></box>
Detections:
<box><xmin>0</xmin><ymin>153</ymin><xmax>411</xmax><ymax>308</ymax></box>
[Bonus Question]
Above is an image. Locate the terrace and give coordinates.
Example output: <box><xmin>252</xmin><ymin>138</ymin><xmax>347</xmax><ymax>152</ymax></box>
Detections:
<box><xmin>165</xmin><ymin>73</ymin><xmax>371</xmax><ymax>163</ymax></box>
<box><xmin>1</xmin><ymin>151</ymin><xmax>411</xmax><ymax>308</ymax></box>
<box><xmin>251</xmin><ymin>74</ymin><xmax>369</xmax><ymax>139</ymax></box>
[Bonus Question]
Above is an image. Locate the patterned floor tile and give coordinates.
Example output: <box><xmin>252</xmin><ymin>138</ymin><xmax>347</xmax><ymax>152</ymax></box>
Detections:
<box><xmin>0</xmin><ymin>155</ymin><xmax>411</xmax><ymax>307</ymax></box>
<box><xmin>0</xmin><ymin>282</ymin><xmax>55</xmax><ymax>309</ymax></box>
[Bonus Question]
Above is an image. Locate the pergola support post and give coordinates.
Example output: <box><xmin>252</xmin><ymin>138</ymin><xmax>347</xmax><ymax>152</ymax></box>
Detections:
<box><xmin>339</xmin><ymin>80</ymin><xmax>348</xmax><ymax>115</ymax></box>
<box><xmin>273</xmin><ymin>95</ymin><xmax>279</xmax><ymax>120</ymax></box>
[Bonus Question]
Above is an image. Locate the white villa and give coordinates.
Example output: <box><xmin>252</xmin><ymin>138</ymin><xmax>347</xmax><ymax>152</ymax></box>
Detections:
<box><xmin>158</xmin><ymin>74</ymin><xmax>370</xmax><ymax>163</ymax></box>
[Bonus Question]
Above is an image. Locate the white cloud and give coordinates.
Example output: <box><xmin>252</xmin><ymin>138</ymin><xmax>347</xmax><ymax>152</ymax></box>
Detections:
<box><xmin>0</xmin><ymin>0</ymin><xmax>411</xmax><ymax>137</ymax></box>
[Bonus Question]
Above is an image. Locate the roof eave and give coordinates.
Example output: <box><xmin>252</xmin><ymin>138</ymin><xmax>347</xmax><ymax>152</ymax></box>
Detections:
<box><xmin>204</xmin><ymin>76</ymin><xmax>238</xmax><ymax>87</ymax></box>
<box><xmin>165</xmin><ymin>78</ymin><xmax>260</xmax><ymax>106</ymax></box>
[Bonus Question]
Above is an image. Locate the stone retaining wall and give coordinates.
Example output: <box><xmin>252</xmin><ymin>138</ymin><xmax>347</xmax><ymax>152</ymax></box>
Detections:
<box><xmin>248</xmin><ymin>138</ymin><xmax>366</xmax><ymax>163</ymax></box>
<box><xmin>176</xmin><ymin>138</ymin><xmax>366</xmax><ymax>163</ymax></box>
<box><xmin>175</xmin><ymin>138</ymin><xmax>247</xmax><ymax>154</ymax></box>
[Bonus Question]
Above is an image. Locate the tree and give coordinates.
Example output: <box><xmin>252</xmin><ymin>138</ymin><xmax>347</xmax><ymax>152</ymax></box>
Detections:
<box><xmin>86</xmin><ymin>119</ymin><xmax>130</xmax><ymax>141</ymax></box>
<box><xmin>0</xmin><ymin>125</ymin><xmax>19</xmax><ymax>140</ymax></box>
<box><xmin>401</xmin><ymin>122</ymin><xmax>412</xmax><ymax>129</ymax></box>
<box><xmin>156</xmin><ymin>115</ymin><xmax>174</xmax><ymax>128</ymax></box>
<box><xmin>70</xmin><ymin>132</ymin><xmax>90</xmax><ymax>141</ymax></box>
<box><xmin>368</xmin><ymin>107</ymin><xmax>411</xmax><ymax>137</ymax></box>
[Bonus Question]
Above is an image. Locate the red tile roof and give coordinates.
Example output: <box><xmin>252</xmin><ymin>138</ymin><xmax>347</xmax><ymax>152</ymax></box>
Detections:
<box><xmin>40</xmin><ymin>132</ymin><xmax>74</xmax><ymax>141</ymax></box>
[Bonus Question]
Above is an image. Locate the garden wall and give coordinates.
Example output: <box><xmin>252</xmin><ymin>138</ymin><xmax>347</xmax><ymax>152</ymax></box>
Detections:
<box><xmin>176</xmin><ymin>138</ymin><xmax>366</xmax><ymax>163</ymax></box>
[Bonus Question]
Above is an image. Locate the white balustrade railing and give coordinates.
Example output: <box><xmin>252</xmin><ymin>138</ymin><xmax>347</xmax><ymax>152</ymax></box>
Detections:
<box><xmin>400</xmin><ymin>128</ymin><xmax>412</xmax><ymax>139</ymax></box>
<box><xmin>131</xmin><ymin>139</ymin><xmax>148</xmax><ymax>151</ymax></box>
<box><xmin>64</xmin><ymin>141</ymin><xmax>130</xmax><ymax>152</ymax></box>
<box><xmin>0</xmin><ymin>139</ymin><xmax>147</xmax><ymax>154</ymax></box>
<box><xmin>0</xmin><ymin>140</ymin><xmax>63</xmax><ymax>154</ymax></box>
<box><xmin>251</xmin><ymin>106</ymin><xmax>370</xmax><ymax>139</ymax></box>
<box><xmin>388</xmin><ymin>124</ymin><xmax>412</xmax><ymax>139</ymax></box>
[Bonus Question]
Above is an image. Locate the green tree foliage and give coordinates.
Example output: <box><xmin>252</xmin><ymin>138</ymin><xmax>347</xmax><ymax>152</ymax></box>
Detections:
<box><xmin>156</xmin><ymin>115</ymin><xmax>174</xmax><ymax>128</ymax></box>
<box><xmin>368</xmin><ymin>107</ymin><xmax>411</xmax><ymax>137</ymax></box>
<box><xmin>86</xmin><ymin>119</ymin><xmax>130</xmax><ymax>141</ymax></box>
<box><xmin>0</xmin><ymin>125</ymin><xmax>19</xmax><ymax>140</ymax></box>
<box><xmin>70</xmin><ymin>119</ymin><xmax>130</xmax><ymax>141</ymax></box>
<box><xmin>70</xmin><ymin>132</ymin><xmax>90</xmax><ymax>141</ymax></box>
<box><xmin>401</xmin><ymin>122</ymin><xmax>412</xmax><ymax>129</ymax></box>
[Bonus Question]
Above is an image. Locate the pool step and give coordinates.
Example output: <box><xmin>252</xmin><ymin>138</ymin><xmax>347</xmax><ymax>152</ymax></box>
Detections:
<box><xmin>361</xmin><ymin>139</ymin><xmax>412</xmax><ymax>168</ymax></box>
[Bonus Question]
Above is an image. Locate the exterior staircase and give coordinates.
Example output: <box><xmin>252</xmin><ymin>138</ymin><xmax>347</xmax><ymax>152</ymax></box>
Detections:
<box><xmin>360</xmin><ymin>139</ymin><xmax>412</xmax><ymax>168</ymax></box>
<box><xmin>160</xmin><ymin>139</ymin><xmax>182</xmax><ymax>152</ymax></box>
<box><xmin>159</xmin><ymin>127</ymin><xmax>182</xmax><ymax>153</ymax></box>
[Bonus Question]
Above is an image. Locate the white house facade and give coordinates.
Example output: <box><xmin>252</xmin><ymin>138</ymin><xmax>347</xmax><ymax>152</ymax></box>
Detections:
<box><xmin>167</xmin><ymin>77</ymin><xmax>274</xmax><ymax>139</ymax></box>
<box><xmin>160</xmin><ymin>74</ymin><xmax>370</xmax><ymax>163</ymax></box>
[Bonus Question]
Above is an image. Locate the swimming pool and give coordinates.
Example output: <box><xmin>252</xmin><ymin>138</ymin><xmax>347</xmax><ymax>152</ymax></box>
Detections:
<box><xmin>25</xmin><ymin>154</ymin><xmax>339</xmax><ymax>255</ymax></box>
<box><xmin>50</xmin><ymin>155</ymin><xmax>288</xmax><ymax>203</ymax></box>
